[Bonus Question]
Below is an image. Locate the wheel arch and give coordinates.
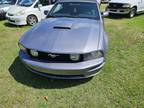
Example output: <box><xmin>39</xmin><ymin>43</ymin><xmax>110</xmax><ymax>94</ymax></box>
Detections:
<box><xmin>27</xmin><ymin>14</ymin><xmax>39</xmax><ymax>22</ymax></box>
<box><xmin>132</xmin><ymin>6</ymin><xmax>137</xmax><ymax>12</ymax></box>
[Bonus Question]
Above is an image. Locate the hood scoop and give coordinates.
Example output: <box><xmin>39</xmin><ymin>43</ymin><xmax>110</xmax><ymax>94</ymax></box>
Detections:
<box><xmin>53</xmin><ymin>26</ymin><xmax>71</xmax><ymax>30</ymax></box>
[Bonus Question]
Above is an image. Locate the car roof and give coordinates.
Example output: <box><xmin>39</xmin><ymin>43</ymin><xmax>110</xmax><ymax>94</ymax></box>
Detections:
<box><xmin>57</xmin><ymin>0</ymin><xmax>101</xmax><ymax>4</ymax></box>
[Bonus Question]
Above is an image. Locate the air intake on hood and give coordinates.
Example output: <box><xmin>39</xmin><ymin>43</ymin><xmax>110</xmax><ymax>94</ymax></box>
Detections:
<box><xmin>53</xmin><ymin>26</ymin><xmax>71</xmax><ymax>29</ymax></box>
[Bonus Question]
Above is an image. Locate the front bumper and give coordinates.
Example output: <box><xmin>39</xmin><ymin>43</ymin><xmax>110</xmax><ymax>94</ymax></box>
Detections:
<box><xmin>19</xmin><ymin>50</ymin><xmax>105</xmax><ymax>79</ymax></box>
<box><xmin>6</xmin><ymin>14</ymin><xmax>27</xmax><ymax>25</ymax></box>
<box><xmin>107</xmin><ymin>8</ymin><xmax>130</xmax><ymax>14</ymax></box>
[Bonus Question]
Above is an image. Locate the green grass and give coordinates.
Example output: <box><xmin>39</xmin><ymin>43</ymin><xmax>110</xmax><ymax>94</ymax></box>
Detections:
<box><xmin>0</xmin><ymin>12</ymin><xmax>144</xmax><ymax>108</ymax></box>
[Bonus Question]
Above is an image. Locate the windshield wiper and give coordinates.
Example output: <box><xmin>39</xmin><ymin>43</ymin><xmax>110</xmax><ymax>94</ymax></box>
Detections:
<box><xmin>47</xmin><ymin>15</ymin><xmax>58</xmax><ymax>18</ymax></box>
<box><xmin>47</xmin><ymin>15</ymin><xmax>99</xmax><ymax>20</ymax></box>
<box><xmin>47</xmin><ymin>15</ymin><xmax>72</xmax><ymax>18</ymax></box>
<box><xmin>79</xmin><ymin>17</ymin><xmax>97</xmax><ymax>20</ymax></box>
<box><xmin>71</xmin><ymin>15</ymin><xmax>99</xmax><ymax>20</ymax></box>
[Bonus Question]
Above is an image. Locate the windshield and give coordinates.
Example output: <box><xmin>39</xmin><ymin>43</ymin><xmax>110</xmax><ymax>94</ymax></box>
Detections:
<box><xmin>0</xmin><ymin>0</ymin><xmax>16</xmax><ymax>5</ymax></box>
<box><xmin>48</xmin><ymin>2</ymin><xmax>100</xmax><ymax>20</ymax></box>
<box><xmin>17</xmin><ymin>0</ymin><xmax>36</xmax><ymax>7</ymax></box>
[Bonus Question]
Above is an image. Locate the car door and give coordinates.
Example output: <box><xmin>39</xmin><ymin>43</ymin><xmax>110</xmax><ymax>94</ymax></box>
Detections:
<box><xmin>142</xmin><ymin>0</ymin><xmax>144</xmax><ymax>10</ymax></box>
<box><xmin>30</xmin><ymin>2</ymin><xmax>42</xmax><ymax>21</ymax></box>
<box><xmin>39</xmin><ymin>0</ymin><xmax>55</xmax><ymax>19</ymax></box>
<box><xmin>137</xmin><ymin>0</ymin><xmax>144</xmax><ymax>11</ymax></box>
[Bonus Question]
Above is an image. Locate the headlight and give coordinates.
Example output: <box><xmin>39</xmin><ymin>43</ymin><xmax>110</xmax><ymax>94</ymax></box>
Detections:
<box><xmin>30</xmin><ymin>49</ymin><xmax>38</xmax><ymax>57</ymax></box>
<box><xmin>15</xmin><ymin>10</ymin><xmax>25</xmax><ymax>16</ymax></box>
<box><xmin>84</xmin><ymin>51</ymin><xmax>103</xmax><ymax>61</ymax></box>
<box><xmin>70</xmin><ymin>54</ymin><xmax>80</xmax><ymax>61</ymax></box>
<box><xmin>18</xmin><ymin>43</ymin><xmax>26</xmax><ymax>52</ymax></box>
<box><xmin>122</xmin><ymin>4</ymin><xmax>131</xmax><ymax>8</ymax></box>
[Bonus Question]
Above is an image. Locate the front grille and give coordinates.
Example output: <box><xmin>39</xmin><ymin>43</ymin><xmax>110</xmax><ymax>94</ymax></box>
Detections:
<box><xmin>27</xmin><ymin>49</ymin><xmax>84</xmax><ymax>63</ymax></box>
<box><xmin>108</xmin><ymin>3</ymin><xmax>125</xmax><ymax>9</ymax></box>
<box><xmin>8</xmin><ymin>13</ymin><xmax>14</xmax><ymax>16</ymax></box>
<box><xmin>8</xmin><ymin>19</ymin><xmax>15</xmax><ymax>22</ymax></box>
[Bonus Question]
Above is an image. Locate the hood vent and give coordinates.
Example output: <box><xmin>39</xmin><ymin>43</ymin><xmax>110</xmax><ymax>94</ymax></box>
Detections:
<box><xmin>53</xmin><ymin>26</ymin><xmax>71</xmax><ymax>30</ymax></box>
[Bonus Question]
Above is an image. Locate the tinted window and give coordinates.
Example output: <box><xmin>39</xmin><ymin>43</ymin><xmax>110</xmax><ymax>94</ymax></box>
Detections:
<box><xmin>17</xmin><ymin>0</ymin><xmax>36</xmax><ymax>7</ymax></box>
<box><xmin>39</xmin><ymin>0</ymin><xmax>56</xmax><ymax>6</ymax></box>
<box><xmin>0</xmin><ymin>0</ymin><xmax>16</xmax><ymax>5</ymax></box>
<box><xmin>48</xmin><ymin>2</ymin><xmax>100</xmax><ymax>20</ymax></box>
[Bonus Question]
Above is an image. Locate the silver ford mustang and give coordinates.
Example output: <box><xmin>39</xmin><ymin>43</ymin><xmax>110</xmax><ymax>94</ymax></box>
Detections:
<box><xmin>18</xmin><ymin>0</ymin><xmax>108</xmax><ymax>79</ymax></box>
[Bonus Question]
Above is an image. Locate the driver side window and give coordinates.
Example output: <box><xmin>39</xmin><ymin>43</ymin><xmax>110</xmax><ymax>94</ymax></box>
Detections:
<box><xmin>39</xmin><ymin>0</ymin><xmax>56</xmax><ymax>6</ymax></box>
<box><xmin>53</xmin><ymin>4</ymin><xmax>63</xmax><ymax>13</ymax></box>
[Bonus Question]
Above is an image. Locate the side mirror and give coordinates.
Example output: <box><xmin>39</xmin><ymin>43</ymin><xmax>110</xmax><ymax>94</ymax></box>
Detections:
<box><xmin>38</xmin><ymin>4</ymin><xmax>42</xmax><ymax>8</ymax></box>
<box><xmin>44</xmin><ymin>10</ymin><xmax>49</xmax><ymax>15</ymax></box>
<box><xmin>101</xmin><ymin>11</ymin><xmax>109</xmax><ymax>17</ymax></box>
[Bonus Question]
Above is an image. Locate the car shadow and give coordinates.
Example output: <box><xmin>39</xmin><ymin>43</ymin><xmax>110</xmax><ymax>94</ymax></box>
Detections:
<box><xmin>4</xmin><ymin>22</ymin><xmax>22</xmax><ymax>28</ymax></box>
<box><xmin>4</xmin><ymin>22</ymin><xmax>21</xmax><ymax>28</ymax></box>
<box><xmin>9</xmin><ymin>57</ymin><xmax>92</xmax><ymax>89</ymax></box>
<box><xmin>4</xmin><ymin>22</ymin><xmax>27</xmax><ymax>28</ymax></box>
<box><xmin>134</xmin><ymin>13</ymin><xmax>144</xmax><ymax>18</ymax></box>
<box><xmin>0</xmin><ymin>19</ymin><xmax>5</xmax><ymax>21</ymax></box>
<box><xmin>107</xmin><ymin>14</ymin><xmax>127</xmax><ymax>19</ymax></box>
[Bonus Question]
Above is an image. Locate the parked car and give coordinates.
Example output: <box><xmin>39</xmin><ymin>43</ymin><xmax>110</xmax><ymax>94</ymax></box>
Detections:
<box><xmin>18</xmin><ymin>0</ymin><xmax>108</xmax><ymax>79</ymax></box>
<box><xmin>107</xmin><ymin>0</ymin><xmax>144</xmax><ymax>18</ymax></box>
<box><xmin>0</xmin><ymin>0</ymin><xmax>17</xmax><ymax>19</ymax></box>
<box><xmin>6</xmin><ymin>0</ymin><xmax>56</xmax><ymax>25</ymax></box>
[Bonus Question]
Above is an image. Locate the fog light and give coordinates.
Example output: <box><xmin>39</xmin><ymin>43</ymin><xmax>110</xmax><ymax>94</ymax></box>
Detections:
<box><xmin>84</xmin><ymin>51</ymin><xmax>103</xmax><ymax>61</ymax></box>
<box><xmin>15</xmin><ymin>19</ymin><xmax>20</xmax><ymax>22</ymax></box>
<box><xmin>30</xmin><ymin>50</ymin><xmax>38</xmax><ymax>57</ymax></box>
<box><xmin>18</xmin><ymin>43</ymin><xmax>26</xmax><ymax>52</ymax></box>
<box><xmin>70</xmin><ymin>54</ymin><xmax>80</xmax><ymax>61</ymax></box>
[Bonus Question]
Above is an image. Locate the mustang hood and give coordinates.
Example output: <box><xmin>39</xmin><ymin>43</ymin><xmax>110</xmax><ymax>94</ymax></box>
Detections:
<box><xmin>20</xmin><ymin>18</ymin><xmax>102</xmax><ymax>54</ymax></box>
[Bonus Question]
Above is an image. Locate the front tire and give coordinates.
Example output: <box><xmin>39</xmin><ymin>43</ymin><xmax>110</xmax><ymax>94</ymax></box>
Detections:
<box><xmin>27</xmin><ymin>15</ymin><xmax>38</xmax><ymax>26</ymax></box>
<box><xmin>128</xmin><ymin>7</ymin><xmax>136</xmax><ymax>18</ymax></box>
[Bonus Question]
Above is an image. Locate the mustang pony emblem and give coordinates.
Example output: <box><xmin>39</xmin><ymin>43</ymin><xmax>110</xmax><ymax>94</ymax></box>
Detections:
<box><xmin>48</xmin><ymin>54</ymin><xmax>60</xmax><ymax>58</ymax></box>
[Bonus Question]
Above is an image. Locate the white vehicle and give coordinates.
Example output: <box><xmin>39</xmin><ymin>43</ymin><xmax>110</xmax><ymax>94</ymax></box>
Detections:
<box><xmin>0</xmin><ymin>0</ymin><xmax>18</xmax><ymax>19</ymax></box>
<box><xmin>107</xmin><ymin>0</ymin><xmax>144</xmax><ymax>18</ymax></box>
<box><xmin>6</xmin><ymin>0</ymin><xmax>56</xmax><ymax>25</ymax></box>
